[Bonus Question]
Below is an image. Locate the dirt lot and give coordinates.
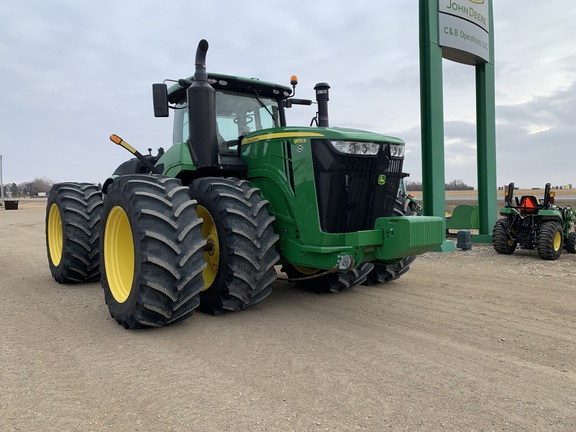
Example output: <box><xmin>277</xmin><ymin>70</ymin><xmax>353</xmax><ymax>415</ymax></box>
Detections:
<box><xmin>1</xmin><ymin>201</ymin><xmax>575</xmax><ymax>431</ymax></box>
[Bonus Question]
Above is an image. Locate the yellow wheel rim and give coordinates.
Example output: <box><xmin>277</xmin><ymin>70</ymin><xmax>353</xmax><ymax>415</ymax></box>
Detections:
<box><xmin>553</xmin><ymin>231</ymin><xmax>562</xmax><ymax>251</ymax></box>
<box><xmin>47</xmin><ymin>203</ymin><xmax>63</xmax><ymax>266</ymax></box>
<box><xmin>507</xmin><ymin>228</ymin><xmax>516</xmax><ymax>247</ymax></box>
<box><xmin>104</xmin><ymin>206</ymin><xmax>134</xmax><ymax>303</ymax></box>
<box><xmin>293</xmin><ymin>265</ymin><xmax>320</xmax><ymax>276</ymax></box>
<box><xmin>198</xmin><ymin>205</ymin><xmax>219</xmax><ymax>290</ymax></box>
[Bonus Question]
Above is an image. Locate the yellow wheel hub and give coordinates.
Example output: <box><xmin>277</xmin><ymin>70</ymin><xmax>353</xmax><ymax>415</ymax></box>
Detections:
<box><xmin>293</xmin><ymin>265</ymin><xmax>320</xmax><ymax>276</ymax></box>
<box><xmin>47</xmin><ymin>203</ymin><xmax>63</xmax><ymax>266</ymax></box>
<box><xmin>198</xmin><ymin>205</ymin><xmax>219</xmax><ymax>290</ymax></box>
<box><xmin>104</xmin><ymin>206</ymin><xmax>134</xmax><ymax>303</ymax></box>
<box><xmin>553</xmin><ymin>231</ymin><xmax>562</xmax><ymax>251</ymax></box>
<box><xmin>507</xmin><ymin>228</ymin><xmax>516</xmax><ymax>247</ymax></box>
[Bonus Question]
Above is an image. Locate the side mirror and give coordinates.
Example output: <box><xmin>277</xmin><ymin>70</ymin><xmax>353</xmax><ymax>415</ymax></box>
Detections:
<box><xmin>152</xmin><ymin>83</ymin><xmax>169</xmax><ymax>117</ymax></box>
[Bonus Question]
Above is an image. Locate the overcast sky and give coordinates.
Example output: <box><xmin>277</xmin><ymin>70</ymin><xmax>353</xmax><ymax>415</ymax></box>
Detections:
<box><xmin>1</xmin><ymin>1</ymin><xmax>575</xmax><ymax>189</ymax></box>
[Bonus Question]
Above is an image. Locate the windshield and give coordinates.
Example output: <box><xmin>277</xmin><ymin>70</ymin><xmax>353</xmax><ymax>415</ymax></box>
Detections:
<box><xmin>180</xmin><ymin>90</ymin><xmax>280</xmax><ymax>154</ymax></box>
<box><xmin>215</xmin><ymin>90</ymin><xmax>279</xmax><ymax>139</ymax></box>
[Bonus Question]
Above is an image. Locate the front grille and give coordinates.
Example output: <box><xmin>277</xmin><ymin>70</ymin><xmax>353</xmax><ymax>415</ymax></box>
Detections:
<box><xmin>312</xmin><ymin>140</ymin><xmax>403</xmax><ymax>233</ymax></box>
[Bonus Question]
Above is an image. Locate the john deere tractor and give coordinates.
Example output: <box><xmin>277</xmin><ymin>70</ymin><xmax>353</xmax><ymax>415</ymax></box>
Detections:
<box><xmin>46</xmin><ymin>40</ymin><xmax>444</xmax><ymax>329</ymax></box>
<box><xmin>493</xmin><ymin>182</ymin><xmax>576</xmax><ymax>260</ymax></box>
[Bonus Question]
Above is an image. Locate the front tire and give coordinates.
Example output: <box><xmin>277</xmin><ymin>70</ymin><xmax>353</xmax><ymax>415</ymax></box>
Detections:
<box><xmin>189</xmin><ymin>177</ymin><xmax>279</xmax><ymax>315</ymax></box>
<box><xmin>362</xmin><ymin>256</ymin><xmax>416</xmax><ymax>286</ymax></box>
<box><xmin>363</xmin><ymin>195</ymin><xmax>419</xmax><ymax>286</ymax></box>
<box><xmin>566</xmin><ymin>232</ymin><xmax>576</xmax><ymax>254</ymax></box>
<box><xmin>282</xmin><ymin>263</ymin><xmax>374</xmax><ymax>293</ymax></box>
<box><xmin>536</xmin><ymin>221</ymin><xmax>563</xmax><ymax>260</ymax></box>
<box><xmin>100</xmin><ymin>175</ymin><xmax>205</xmax><ymax>329</ymax></box>
<box><xmin>46</xmin><ymin>182</ymin><xmax>103</xmax><ymax>283</ymax></box>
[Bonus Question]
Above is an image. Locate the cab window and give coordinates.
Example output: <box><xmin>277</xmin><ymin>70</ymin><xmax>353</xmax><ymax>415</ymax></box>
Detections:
<box><xmin>179</xmin><ymin>90</ymin><xmax>280</xmax><ymax>154</ymax></box>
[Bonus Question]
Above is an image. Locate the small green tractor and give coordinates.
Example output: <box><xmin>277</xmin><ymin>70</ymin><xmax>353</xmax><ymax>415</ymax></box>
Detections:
<box><xmin>46</xmin><ymin>40</ymin><xmax>444</xmax><ymax>329</ymax></box>
<box><xmin>493</xmin><ymin>182</ymin><xmax>576</xmax><ymax>260</ymax></box>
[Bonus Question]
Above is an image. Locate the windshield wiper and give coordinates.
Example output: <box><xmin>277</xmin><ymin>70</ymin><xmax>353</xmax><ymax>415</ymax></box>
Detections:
<box><xmin>251</xmin><ymin>88</ymin><xmax>274</xmax><ymax>120</ymax></box>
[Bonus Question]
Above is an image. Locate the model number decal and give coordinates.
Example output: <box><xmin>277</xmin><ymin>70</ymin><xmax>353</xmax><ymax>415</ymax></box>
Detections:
<box><xmin>241</xmin><ymin>133</ymin><xmax>323</xmax><ymax>145</ymax></box>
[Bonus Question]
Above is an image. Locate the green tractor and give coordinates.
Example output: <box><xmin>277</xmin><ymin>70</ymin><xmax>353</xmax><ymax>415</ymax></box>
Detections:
<box><xmin>493</xmin><ymin>182</ymin><xmax>576</xmax><ymax>260</ymax></box>
<box><xmin>46</xmin><ymin>40</ymin><xmax>444</xmax><ymax>329</ymax></box>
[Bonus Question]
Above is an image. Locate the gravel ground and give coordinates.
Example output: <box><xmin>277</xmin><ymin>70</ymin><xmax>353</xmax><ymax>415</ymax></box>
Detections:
<box><xmin>1</xmin><ymin>202</ymin><xmax>575</xmax><ymax>431</ymax></box>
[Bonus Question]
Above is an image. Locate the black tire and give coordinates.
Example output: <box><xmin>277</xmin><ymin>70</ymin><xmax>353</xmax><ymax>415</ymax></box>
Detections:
<box><xmin>282</xmin><ymin>263</ymin><xmax>374</xmax><ymax>293</ymax></box>
<box><xmin>362</xmin><ymin>255</ymin><xmax>417</xmax><ymax>286</ymax></box>
<box><xmin>189</xmin><ymin>177</ymin><xmax>279</xmax><ymax>315</ymax></box>
<box><xmin>536</xmin><ymin>221</ymin><xmax>563</xmax><ymax>260</ymax></box>
<box><xmin>363</xmin><ymin>195</ymin><xmax>419</xmax><ymax>286</ymax></box>
<box><xmin>493</xmin><ymin>218</ymin><xmax>517</xmax><ymax>255</ymax></box>
<box><xmin>46</xmin><ymin>182</ymin><xmax>103</xmax><ymax>283</ymax></box>
<box><xmin>393</xmin><ymin>194</ymin><xmax>420</xmax><ymax>217</ymax></box>
<box><xmin>566</xmin><ymin>232</ymin><xmax>576</xmax><ymax>254</ymax></box>
<box><xmin>100</xmin><ymin>175</ymin><xmax>205</xmax><ymax>329</ymax></box>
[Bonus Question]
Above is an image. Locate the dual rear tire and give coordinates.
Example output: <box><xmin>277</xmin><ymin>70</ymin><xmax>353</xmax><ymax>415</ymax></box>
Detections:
<box><xmin>46</xmin><ymin>175</ymin><xmax>279</xmax><ymax>328</ymax></box>
<box><xmin>189</xmin><ymin>177</ymin><xmax>279</xmax><ymax>314</ymax></box>
<box><xmin>99</xmin><ymin>175</ymin><xmax>205</xmax><ymax>328</ymax></box>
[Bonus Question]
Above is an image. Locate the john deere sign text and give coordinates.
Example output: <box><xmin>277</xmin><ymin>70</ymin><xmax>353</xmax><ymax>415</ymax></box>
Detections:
<box><xmin>438</xmin><ymin>0</ymin><xmax>490</xmax><ymax>64</ymax></box>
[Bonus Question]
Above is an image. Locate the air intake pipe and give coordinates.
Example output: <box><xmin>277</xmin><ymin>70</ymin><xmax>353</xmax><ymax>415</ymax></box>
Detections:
<box><xmin>187</xmin><ymin>39</ymin><xmax>219</xmax><ymax>169</ymax></box>
<box><xmin>314</xmin><ymin>82</ymin><xmax>330</xmax><ymax>127</ymax></box>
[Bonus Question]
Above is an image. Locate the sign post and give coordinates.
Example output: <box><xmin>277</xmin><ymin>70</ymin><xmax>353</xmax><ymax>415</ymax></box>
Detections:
<box><xmin>419</xmin><ymin>0</ymin><xmax>497</xmax><ymax>245</ymax></box>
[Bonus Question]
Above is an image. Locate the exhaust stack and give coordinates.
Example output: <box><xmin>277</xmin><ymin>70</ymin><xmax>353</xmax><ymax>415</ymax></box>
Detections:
<box><xmin>314</xmin><ymin>82</ymin><xmax>330</xmax><ymax>127</ymax></box>
<box><xmin>186</xmin><ymin>39</ymin><xmax>219</xmax><ymax>169</ymax></box>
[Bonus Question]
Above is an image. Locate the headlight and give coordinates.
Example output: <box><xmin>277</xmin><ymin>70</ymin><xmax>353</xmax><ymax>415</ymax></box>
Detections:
<box><xmin>329</xmin><ymin>141</ymin><xmax>380</xmax><ymax>156</ymax></box>
<box><xmin>389</xmin><ymin>144</ymin><xmax>405</xmax><ymax>158</ymax></box>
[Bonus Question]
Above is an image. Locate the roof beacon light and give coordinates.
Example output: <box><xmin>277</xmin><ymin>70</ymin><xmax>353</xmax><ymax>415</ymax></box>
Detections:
<box><xmin>290</xmin><ymin>75</ymin><xmax>299</xmax><ymax>96</ymax></box>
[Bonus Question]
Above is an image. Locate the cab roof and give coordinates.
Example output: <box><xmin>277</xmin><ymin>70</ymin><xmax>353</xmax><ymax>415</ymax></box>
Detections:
<box><xmin>167</xmin><ymin>73</ymin><xmax>293</xmax><ymax>104</ymax></box>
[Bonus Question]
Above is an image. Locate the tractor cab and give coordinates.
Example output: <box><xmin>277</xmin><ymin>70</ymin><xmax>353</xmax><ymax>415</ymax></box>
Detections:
<box><xmin>174</xmin><ymin>83</ymin><xmax>284</xmax><ymax>156</ymax></box>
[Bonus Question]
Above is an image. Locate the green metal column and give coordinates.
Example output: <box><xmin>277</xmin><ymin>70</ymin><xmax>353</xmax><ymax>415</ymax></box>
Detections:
<box><xmin>419</xmin><ymin>0</ymin><xmax>455</xmax><ymax>252</ymax></box>
<box><xmin>474</xmin><ymin>1</ymin><xmax>497</xmax><ymax>243</ymax></box>
<box><xmin>419</xmin><ymin>0</ymin><xmax>497</xmax><ymax>247</ymax></box>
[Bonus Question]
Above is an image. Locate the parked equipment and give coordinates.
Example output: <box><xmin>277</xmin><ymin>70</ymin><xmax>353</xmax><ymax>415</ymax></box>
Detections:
<box><xmin>493</xmin><ymin>182</ymin><xmax>576</xmax><ymax>260</ymax></box>
<box><xmin>46</xmin><ymin>40</ymin><xmax>443</xmax><ymax>328</ymax></box>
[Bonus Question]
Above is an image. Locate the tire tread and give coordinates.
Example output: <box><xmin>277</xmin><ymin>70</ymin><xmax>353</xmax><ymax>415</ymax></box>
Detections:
<box><xmin>190</xmin><ymin>177</ymin><xmax>279</xmax><ymax>314</ymax></box>
<box><xmin>46</xmin><ymin>182</ymin><xmax>103</xmax><ymax>284</ymax></box>
<box><xmin>101</xmin><ymin>175</ymin><xmax>205</xmax><ymax>328</ymax></box>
